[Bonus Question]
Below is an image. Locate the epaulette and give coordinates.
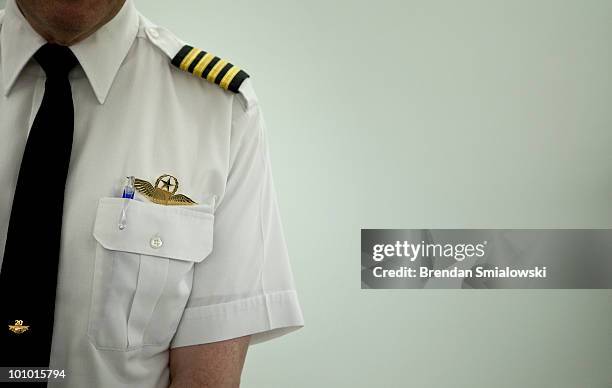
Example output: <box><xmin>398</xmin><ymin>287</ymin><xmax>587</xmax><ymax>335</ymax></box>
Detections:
<box><xmin>170</xmin><ymin>45</ymin><xmax>249</xmax><ymax>94</ymax></box>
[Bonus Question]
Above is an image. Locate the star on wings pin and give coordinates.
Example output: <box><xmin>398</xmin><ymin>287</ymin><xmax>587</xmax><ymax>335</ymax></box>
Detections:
<box><xmin>134</xmin><ymin>174</ymin><xmax>197</xmax><ymax>206</ymax></box>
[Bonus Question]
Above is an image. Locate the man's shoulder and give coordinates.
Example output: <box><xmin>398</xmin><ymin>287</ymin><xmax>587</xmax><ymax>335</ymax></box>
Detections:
<box><xmin>136</xmin><ymin>14</ymin><xmax>256</xmax><ymax>109</ymax></box>
<box><xmin>0</xmin><ymin>9</ymin><xmax>5</xmax><ymax>24</ymax></box>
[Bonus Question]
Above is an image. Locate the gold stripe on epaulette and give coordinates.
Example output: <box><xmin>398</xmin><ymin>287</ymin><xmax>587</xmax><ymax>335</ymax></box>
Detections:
<box><xmin>179</xmin><ymin>47</ymin><xmax>201</xmax><ymax>71</ymax></box>
<box><xmin>206</xmin><ymin>59</ymin><xmax>228</xmax><ymax>82</ymax></box>
<box><xmin>220</xmin><ymin>66</ymin><xmax>241</xmax><ymax>90</ymax></box>
<box><xmin>193</xmin><ymin>53</ymin><xmax>215</xmax><ymax>77</ymax></box>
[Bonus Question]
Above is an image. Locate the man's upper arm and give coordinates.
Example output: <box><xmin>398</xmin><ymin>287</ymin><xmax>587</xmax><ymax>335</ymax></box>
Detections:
<box><xmin>169</xmin><ymin>335</ymin><xmax>251</xmax><ymax>388</ymax></box>
<box><xmin>170</xmin><ymin>80</ymin><xmax>303</xmax><ymax>349</ymax></box>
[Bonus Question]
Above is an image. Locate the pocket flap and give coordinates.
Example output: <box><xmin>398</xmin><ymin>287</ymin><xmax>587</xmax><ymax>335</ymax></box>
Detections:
<box><xmin>93</xmin><ymin>198</ymin><xmax>214</xmax><ymax>262</ymax></box>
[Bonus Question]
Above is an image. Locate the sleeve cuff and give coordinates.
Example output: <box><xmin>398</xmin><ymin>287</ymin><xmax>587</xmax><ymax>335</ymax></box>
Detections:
<box><xmin>170</xmin><ymin>290</ymin><xmax>304</xmax><ymax>348</ymax></box>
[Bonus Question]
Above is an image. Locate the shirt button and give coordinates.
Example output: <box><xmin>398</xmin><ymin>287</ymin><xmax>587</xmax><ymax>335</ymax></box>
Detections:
<box><xmin>150</xmin><ymin>236</ymin><xmax>163</xmax><ymax>249</ymax></box>
<box><xmin>147</xmin><ymin>27</ymin><xmax>160</xmax><ymax>39</ymax></box>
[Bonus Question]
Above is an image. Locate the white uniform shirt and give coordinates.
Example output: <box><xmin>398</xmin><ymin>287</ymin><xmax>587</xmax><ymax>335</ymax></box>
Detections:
<box><xmin>0</xmin><ymin>0</ymin><xmax>303</xmax><ymax>386</ymax></box>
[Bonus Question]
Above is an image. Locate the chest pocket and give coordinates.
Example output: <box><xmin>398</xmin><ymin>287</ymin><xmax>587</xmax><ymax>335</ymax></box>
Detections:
<box><xmin>88</xmin><ymin>198</ymin><xmax>214</xmax><ymax>351</ymax></box>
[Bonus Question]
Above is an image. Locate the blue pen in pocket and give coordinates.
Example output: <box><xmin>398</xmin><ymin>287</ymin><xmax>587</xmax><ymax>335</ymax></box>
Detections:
<box><xmin>119</xmin><ymin>176</ymin><xmax>135</xmax><ymax>230</ymax></box>
<box><xmin>122</xmin><ymin>176</ymin><xmax>135</xmax><ymax>199</ymax></box>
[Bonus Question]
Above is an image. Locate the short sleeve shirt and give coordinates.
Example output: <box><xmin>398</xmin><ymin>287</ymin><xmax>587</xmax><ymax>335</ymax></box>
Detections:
<box><xmin>0</xmin><ymin>0</ymin><xmax>304</xmax><ymax>386</ymax></box>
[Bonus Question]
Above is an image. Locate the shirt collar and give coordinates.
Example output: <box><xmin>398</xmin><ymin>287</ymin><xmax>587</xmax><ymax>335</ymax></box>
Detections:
<box><xmin>1</xmin><ymin>0</ymin><xmax>138</xmax><ymax>104</ymax></box>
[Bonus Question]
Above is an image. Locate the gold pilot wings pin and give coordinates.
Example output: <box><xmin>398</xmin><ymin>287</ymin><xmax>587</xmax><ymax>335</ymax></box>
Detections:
<box><xmin>134</xmin><ymin>174</ymin><xmax>197</xmax><ymax>206</ymax></box>
<box><xmin>171</xmin><ymin>45</ymin><xmax>250</xmax><ymax>93</ymax></box>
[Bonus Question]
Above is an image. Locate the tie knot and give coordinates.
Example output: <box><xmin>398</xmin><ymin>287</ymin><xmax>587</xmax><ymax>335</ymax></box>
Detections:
<box><xmin>34</xmin><ymin>44</ymin><xmax>79</xmax><ymax>78</ymax></box>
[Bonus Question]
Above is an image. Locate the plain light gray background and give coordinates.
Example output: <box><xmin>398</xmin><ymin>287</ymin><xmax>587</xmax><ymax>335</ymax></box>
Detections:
<box><xmin>2</xmin><ymin>0</ymin><xmax>612</xmax><ymax>387</ymax></box>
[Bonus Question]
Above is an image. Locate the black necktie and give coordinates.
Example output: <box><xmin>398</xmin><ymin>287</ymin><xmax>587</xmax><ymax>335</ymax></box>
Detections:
<box><xmin>0</xmin><ymin>44</ymin><xmax>78</xmax><ymax>370</ymax></box>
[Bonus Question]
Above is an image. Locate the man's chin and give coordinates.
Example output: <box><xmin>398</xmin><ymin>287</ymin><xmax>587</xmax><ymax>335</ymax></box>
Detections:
<box><xmin>17</xmin><ymin>0</ymin><xmax>121</xmax><ymax>44</ymax></box>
